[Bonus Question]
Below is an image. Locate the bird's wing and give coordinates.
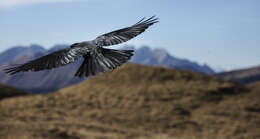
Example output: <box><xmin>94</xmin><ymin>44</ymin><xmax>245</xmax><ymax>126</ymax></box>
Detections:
<box><xmin>4</xmin><ymin>46</ymin><xmax>89</xmax><ymax>75</ymax></box>
<box><xmin>94</xmin><ymin>16</ymin><xmax>159</xmax><ymax>47</ymax></box>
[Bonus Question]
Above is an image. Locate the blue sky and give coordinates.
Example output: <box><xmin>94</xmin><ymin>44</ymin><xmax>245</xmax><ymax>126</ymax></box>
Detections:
<box><xmin>0</xmin><ymin>0</ymin><xmax>259</xmax><ymax>71</ymax></box>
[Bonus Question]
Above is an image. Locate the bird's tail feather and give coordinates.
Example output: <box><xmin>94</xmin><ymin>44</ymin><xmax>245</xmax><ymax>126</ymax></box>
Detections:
<box><xmin>75</xmin><ymin>48</ymin><xmax>134</xmax><ymax>77</ymax></box>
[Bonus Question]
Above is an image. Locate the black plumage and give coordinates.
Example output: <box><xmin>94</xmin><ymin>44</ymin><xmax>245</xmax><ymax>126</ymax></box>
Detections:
<box><xmin>5</xmin><ymin>16</ymin><xmax>159</xmax><ymax>77</ymax></box>
<box><xmin>95</xmin><ymin>16</ymin><xmax>159</xmax><ymax>46</ymax></box>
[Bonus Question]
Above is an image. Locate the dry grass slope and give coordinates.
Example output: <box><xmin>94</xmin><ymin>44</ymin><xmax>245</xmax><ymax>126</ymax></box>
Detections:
<box><xmin>0</xmin><ymin>64</ymin><xmax>259</xmax><ymax>139</ymax></box>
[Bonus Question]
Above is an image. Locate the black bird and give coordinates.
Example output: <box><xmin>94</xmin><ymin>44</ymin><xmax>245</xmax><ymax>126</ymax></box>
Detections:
<box><xmin>5</xmin><ymin>16</ymin><xmax>159</xmax><ymax>77</ymax></box>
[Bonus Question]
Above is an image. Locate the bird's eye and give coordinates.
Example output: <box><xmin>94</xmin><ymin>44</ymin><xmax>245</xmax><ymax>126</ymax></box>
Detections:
<box><xmin>71</xmin><ymin>43</ymin><xmax>79</xmax><ymax>48</ymax></box>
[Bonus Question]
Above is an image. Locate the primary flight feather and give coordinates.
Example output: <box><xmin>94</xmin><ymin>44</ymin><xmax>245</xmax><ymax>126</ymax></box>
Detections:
<box><xmin>5</xmin><ymin>16</ymin><xmax>159</xmax><ymax>77</ymax></box>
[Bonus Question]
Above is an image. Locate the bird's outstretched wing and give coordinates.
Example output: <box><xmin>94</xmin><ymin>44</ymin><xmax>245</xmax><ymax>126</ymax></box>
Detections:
<box><xmin>4</xmin><ymin>46</ymin><xmax>89</xmax><ymax>75</ymax></box>
<box><xmin>94</xmin><ymin>16</ymin><xmax>159</xmax><ymax>47</ymax></box>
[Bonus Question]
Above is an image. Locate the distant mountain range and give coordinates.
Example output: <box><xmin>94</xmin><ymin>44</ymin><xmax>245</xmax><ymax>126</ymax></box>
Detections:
<box><xmin>130</xmin><ymin>46</ymin><xmax>214</xmax><ymax>74</ymax></box>
<box><xmin>0</xmin><ymin>44</ymin><xmax>215</xmax><ymax>93</ymax></box>
<box><xmin>0</xmin><ymin>44</ymin><xmax>45</xmax><ymax>65</ymax></box>
<box><xmin>217</xmin><ymin>66</ymin><xmax>260</xmax><ymax>84</ymax></box>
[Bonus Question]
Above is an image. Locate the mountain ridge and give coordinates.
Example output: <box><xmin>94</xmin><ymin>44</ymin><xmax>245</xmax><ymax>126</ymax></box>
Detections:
<box><xmin>0</xmin><ymin>44</ymin><xmax>45</xmax><ymax>65</ymax></box>
<box><xmin>130</xmin><ymin>46</ymin><xmax>214</xmax><ymax>74</ymax></box>
<box><xmin>217</xmin><ymin>66</ymin><xmax>260</xmax><ymax>84</ymax></box>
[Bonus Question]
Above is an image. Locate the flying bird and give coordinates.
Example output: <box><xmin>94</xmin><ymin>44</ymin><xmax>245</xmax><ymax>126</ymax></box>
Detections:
<box><xmin>5</xmin><ymin>16</ymin><xmax>159</xmax><ymax>77</ymax></box>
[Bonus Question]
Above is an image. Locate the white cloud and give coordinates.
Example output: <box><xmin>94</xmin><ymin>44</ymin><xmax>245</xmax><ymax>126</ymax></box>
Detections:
<box><xmin>108</xmin><ymin>39</ymin><xmax>152</xmax><ymax>50</ymax></box>
<box><xmin>125</xmin><ymin>39</ymin><xmax>152</xmax><ymax>47</ymax></box>
<box><xmin>0</xmin><ymin>0</ymin><xmax>75</xmax><ymax>8</ymax></box>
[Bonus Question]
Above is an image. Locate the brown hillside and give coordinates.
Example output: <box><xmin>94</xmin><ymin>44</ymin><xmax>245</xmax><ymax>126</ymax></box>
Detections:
<box><xmin>0</xmin><ymin>64</ymin><xmax>259</xmax><ymax>139</ymax></box>
<box><xmin>0</xmin><ymin>84</ymin><xmax>28</xmax><ymax>100</ymax></box>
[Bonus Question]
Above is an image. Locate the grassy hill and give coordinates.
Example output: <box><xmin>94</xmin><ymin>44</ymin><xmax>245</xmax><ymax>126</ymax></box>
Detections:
<box><xmin>0</xmin><ymin>64</ymin><xmax>259</xmax><ymax>139</ymax></box>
